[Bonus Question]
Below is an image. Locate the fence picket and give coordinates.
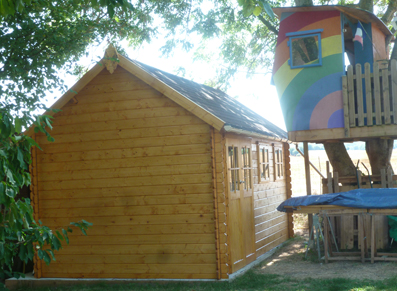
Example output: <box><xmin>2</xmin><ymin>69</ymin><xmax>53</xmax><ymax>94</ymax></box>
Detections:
<box><xmin>364</xmin><ymin>63</ymin><xmax>373</xmax><ymax>126</ymax></box>
<box><xmin>391</xmin><ymin>59</ymin><xmax>397</xmax><ymax>124</ymax></box>
<box><xmin>342</xmin><ymin>76</ymin><xmax>350</xmax><ymax>137</ymax></box>
<box><xmin>356</xmin><ymin>64</ymin><xmax>364</xmax><ymax>126</ymax></box>
<box><xmin>374</xmin><ymin>62</ymin><xmax>382</xmax><ymax>125</ymax></box>
<box><xmin>347</xmin><ymin>65</ymin><xmax>355</xmax><ymax>127</ymax></box>
<box><xmin>382</xmin><ymin>66</ymin><xmax>391</xmax><ymax>124</ymax></box>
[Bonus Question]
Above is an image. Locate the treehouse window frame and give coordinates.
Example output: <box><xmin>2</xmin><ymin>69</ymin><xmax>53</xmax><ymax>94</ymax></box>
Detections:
<box><xmin>287</xmin><ymin>29</ymin><xmax>323</xmax><ymax>69</ymax></box>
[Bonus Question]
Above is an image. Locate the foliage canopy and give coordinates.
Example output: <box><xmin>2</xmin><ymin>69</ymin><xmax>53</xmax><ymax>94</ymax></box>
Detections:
<box><xmin>1</xmin><ymin>0</ymin><xmax>397</xmax><ymax>279</ymax></box>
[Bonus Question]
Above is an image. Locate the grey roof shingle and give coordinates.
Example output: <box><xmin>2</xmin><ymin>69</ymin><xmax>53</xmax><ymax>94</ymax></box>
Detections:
<box><xmin>129</xmin><ymin>58</ymin><xmax>288</xmax><ymax>140</ymax></box>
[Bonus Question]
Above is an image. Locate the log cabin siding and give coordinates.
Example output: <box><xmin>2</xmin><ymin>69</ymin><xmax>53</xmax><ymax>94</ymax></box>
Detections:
<box><xmin>211</xmin><ymin>129</ymin><xmax>228</xmax><ymax>279</ymax></box>
<box><xmin>34</xmin><ymin>67</ymin><xmax>218</xmax><ymax>279</ymax></box>
<box><xmin>252</xmin><ymin>140</ymin><xmax>289</xmax><ymax>257</ymax></box>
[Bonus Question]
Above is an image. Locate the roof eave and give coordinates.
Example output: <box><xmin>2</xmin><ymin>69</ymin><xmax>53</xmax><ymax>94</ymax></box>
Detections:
<box><xmin>223</xmin><ymin>125</ymin><xmax>292</xmax><ymax>144</ymax></box>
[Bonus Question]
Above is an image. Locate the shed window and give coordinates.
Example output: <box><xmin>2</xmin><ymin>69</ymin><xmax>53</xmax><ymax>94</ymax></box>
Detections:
<box><xmin>274</xmin><ymin>147</ymin><xmax>284</xmax><ymax>180</ymax></box>
<box><xmin>228</xmin><ymin>146</ymin><xmax>240</xmax><ymax>191</ymax></box>
<box><xmin>287</xmin><ymin>29</ymin><xmax>323</xmax><ymax>69</ymax></box>
<box><xmin>258</xmin><ymin>144</ymin><xmax>270</xmax><ymax>182</ymax></box>
<box><xmin>241</xmin><ymin>146</ymin><xmax>252</xmax><ymax>190</ymax></box>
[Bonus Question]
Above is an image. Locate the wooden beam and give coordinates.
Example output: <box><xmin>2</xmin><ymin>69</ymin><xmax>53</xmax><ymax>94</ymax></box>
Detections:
<box><xmin>295</xmin><ymin>145</ymin><xmax>325</xmax><ymax>179</ymax></box>
<box><xmin>288</xmin><ymin>126</ymin><xmax>397</xmax><ymax>143</ymax></box>
<box><xmin>303</xmin><ymin>142</ymin><xmax>312</xmax><ymax>230</ymax></box>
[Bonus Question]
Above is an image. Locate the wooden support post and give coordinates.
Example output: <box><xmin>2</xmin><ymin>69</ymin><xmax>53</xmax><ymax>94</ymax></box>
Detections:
<box><xmin>359</xmin><ymin>214</ymin><xmax>365</xmax><ymax>263</ymax></box>
<box><xmin>371</xmin><ymin>214</ymin><xmax>375</xmax><ymax>264</ymax></box>
<box><xmin>387</xmin><ymin>167</ymin><xmax>393</xmax><ymax>188</ymax></box>
<box><xmin>363</xmin><ymin>215</ymin><xmax>369</xmax><ymax>258</ymax></box>
<box><xmin>381</xmin><ymin>169</ymin><xmax>386</xmax><ymax>188</ymax></box>
<box><xmin>324</xmin><ymin>214</ymin><xmax>329</xmax><ymax>264</ymax></box>
<box><xmin>357</xmin><ymin>170</ymin><xmax>362</xmax><ymax>188</ymax></box>
<box><xmin>326</xmin><ymin>161</ymin><xmax>333</xmax><ymax>193</ymax></box>
<box><xmin>333</xmin><ymin>172</ymin><xmax>339</xmax><ymax>193</ymax></box>
<box><xmin>304</xmin><ymin>142</ymin><xmax>312</xmax><ymax>231</ymax></box>
<box><xmin>327</xmin><ymin>171</ymin><xmax>333</xmax><ymax>193</ymax></box>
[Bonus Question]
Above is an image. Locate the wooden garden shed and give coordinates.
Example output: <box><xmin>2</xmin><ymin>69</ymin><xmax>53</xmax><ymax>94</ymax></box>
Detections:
<box><xmin>28</xmin><ymin>45</ymin><xmax>293</xmax><ymax>280</ymax></box>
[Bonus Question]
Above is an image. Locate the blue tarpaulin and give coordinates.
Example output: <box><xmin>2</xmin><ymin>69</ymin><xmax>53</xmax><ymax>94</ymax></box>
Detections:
<box><xmin>277</xmin><ymin>188</ymin><xmax>397</xmax><ymax>212</ymax></box>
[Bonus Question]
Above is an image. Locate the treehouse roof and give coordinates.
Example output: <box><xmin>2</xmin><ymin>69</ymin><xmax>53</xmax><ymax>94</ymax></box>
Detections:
<box><xmin>273</xmin><ymin>5</ymin><xmax>393</xmax><ymax>38</ymax></box>
<box><xmin>29</xmin><ymin>46</ymin><xmax>288</xmax><ymax>142</ymax></box>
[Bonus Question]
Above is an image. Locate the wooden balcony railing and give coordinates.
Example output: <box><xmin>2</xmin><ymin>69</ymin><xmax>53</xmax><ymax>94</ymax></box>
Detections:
<box><xmin>342</xmin><ymin>59</ymin><xmax>397</xmax><ymax>138</ymax></box>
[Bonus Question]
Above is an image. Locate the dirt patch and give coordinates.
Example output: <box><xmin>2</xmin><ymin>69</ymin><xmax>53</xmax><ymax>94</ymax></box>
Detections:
<box><xmin>257</xmin><ymin>229</ymin><xmax>397</xmax><ymax>280</ymax></box>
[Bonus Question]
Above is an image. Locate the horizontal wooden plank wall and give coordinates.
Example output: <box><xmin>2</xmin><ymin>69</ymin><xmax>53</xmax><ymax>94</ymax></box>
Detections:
<box><xmin>251</xmin><ymin>140</ymin><xmax>289</xmax><ymax>258</ymax></box>
<box><xmin>35</xmin><ymin>66</ymin><xmax>218</xmax><ymax>279</ymax></box>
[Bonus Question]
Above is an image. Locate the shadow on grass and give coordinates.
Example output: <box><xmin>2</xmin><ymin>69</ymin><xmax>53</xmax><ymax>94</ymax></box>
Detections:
<box><xmin>4</xmin><ymin>272</ymin><xmax>397</xmax><ymax>291</ymax></box>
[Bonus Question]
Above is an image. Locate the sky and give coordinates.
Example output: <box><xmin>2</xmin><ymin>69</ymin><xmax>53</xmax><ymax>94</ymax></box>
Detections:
<box><xmin>61</xmin><ymin>34</ymin><xmax>287</xmax><ymax>131</ymax></box>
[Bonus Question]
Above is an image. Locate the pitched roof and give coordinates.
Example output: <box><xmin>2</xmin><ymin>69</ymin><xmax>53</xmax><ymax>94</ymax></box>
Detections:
<box><xmin>126</xmin><ymin>57</ymin><xmax>288</xmax><ymax>141</ymax></box>
<box><xmin>27</xmin><ymin>46</ymin><xmax>288</xmax><ymax>141</ymax></box>
<box><xmin>273</xmin><ymin>5</ymin><xmax>392</xmax><ymax>37</ymax></box>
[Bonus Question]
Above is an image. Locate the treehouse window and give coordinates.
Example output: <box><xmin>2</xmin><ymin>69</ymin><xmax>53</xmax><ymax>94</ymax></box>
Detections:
<box><xmin>274</xmin><ymin>147</ymin><xmax>284</xmax><ymax>180</ymax></box>
<box><xmin>258</xmin><ymin>144</ymin><xmax>270</xmax><ymax>182</ymax></box>
<box><xmin>287</xmin><ymin>29</ymin><xmax>323</xmax><ymax>69</ymax></box>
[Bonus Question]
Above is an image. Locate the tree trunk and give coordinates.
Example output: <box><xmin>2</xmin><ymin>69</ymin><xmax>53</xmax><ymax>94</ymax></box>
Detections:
<box><xmin>294</xmin><ymin>0</ymin><xmax>313</xmax><ymax>6</ymax></box>
<box><xmin>359</xmin><ymin>0</ymin><xmax>374</xmax><ymax>12</ymax></box>
<box><xmin>323</xmin><ymin>143</ymin><xmax>357</xmax><ymax>177</ymax></box>
<box><xmin>366</xmin><ymin>139</ymin><xmax>394</xmax><ymax>176</ymax></box>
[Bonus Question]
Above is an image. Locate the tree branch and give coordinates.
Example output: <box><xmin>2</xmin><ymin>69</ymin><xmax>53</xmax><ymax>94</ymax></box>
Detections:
<box><xmin>257</xmin><ymin>15</ymin><xmax>278</xmax><ymax>35</ymax></box>
<box><xmin>381</xmin><ymin>0</ymin><xmax>397</xmax><ymax>25</ymax></box>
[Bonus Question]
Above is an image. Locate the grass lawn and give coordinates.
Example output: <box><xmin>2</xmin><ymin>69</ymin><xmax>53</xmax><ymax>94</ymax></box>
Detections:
<box><xmin>2</xmin><ymin>270</ymin><xmax>397</xmax><ymax>291</ymax></box>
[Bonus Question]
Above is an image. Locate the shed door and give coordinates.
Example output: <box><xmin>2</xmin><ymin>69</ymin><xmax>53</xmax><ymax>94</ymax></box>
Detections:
<box><xmin>227</xmin><ymin>139</ymin><xmax>256</xmax><ymax>273</ymax></box>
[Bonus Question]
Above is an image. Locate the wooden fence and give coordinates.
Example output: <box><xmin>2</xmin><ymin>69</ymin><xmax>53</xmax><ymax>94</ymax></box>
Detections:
<box><xmin>322</xmin><ymin>168</ymin><xmax>395</xmax><ymax>250</ymax></box>
<box><xmin>342</xmin><ymin>59</ymin><xmax>397</xmax><ymax>137</ymax></box>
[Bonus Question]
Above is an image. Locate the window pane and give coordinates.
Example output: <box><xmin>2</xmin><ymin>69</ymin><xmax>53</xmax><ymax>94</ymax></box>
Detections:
<box><xmin>291</xmin><ymin>35</ymin><xmax>319</xmax><ymax>67</ymax></box>
<box><xmin>228</xmin><ymin>146</ymin><xmax>239</xmax><ymax>191</ymax></box>
<box><xmin>241</xmin><ymin>146</ymin><xmax>252</xmax><ymax>190</ymax></box>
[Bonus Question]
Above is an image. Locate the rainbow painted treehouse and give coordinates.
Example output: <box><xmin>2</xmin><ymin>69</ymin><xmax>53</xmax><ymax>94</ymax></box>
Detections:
<box><xmin>272</xmin><ymin>5</ymin><xmax>395</xmax><ymax>143</ymax></box>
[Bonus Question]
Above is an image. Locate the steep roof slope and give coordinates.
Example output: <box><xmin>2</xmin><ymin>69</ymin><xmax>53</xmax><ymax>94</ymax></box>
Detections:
<box><xmin>27</xmin><ymin>45</ymin><xmax>288</xmax><ymax>141</ymax></box>
<box><xmin>128</xmin><ymin>58</ymin><xmax>288</xmax><ymax>141</ymax></box>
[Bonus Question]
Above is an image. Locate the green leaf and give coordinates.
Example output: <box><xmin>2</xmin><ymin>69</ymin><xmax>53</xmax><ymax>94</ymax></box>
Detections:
<box><xmin>15</xmin><ymin>117</ymin><xmax>22</xmax><ymax>134</ymax></box>
<box><xmin>17</xmin><ymin>148</ymin><xmax>25</xmax><ymax>168</ymax></box>
<box><xmin>258</xmin><ymin>0</ymin><xmax>274</xmax><ymax>19</ymax></box>
<box><xmin>42</xmin><ymin>250</ymin><xmax>51</xmax><ymax>265</ymax></box>
<box><xmin>25</xmin><ymin>136</ymin><xmax>42</xmax><ymax>150</ymax></box>
<box><xmin>18</xmin><ymin>244</ymin><xmax>28</xmax><ymax>262</ymax></box>
<box><xmin>0</xmin><ymin>114</ymin><xmax>11</xmax><ymax>138</ymax></box>
<box><xmin>46</xmin><ymin>249</ymin><xmax>56</xmax><ymax>261</ymax></box>
<box><xmin>0</xmin><ymin>243</ymin><xmax>4</xmax><ymax>258</ymax></box>
<box><xmin>51</xmin><ymin>236</ymin><xmax>62</xmax><ymax>250</ymax></box>
<box><xmin>108</xmin><ymin>4</ymin><xmax>115</xmax><ymax>18</ymax></box>
<box><xmin>38</xmin><ymin>249</ymin><xmax>44</xmax><ymax>260</ymax></box>
<box><xmin>62</xmin><ymin>229</ymin><xmax>69</xmax><ymax>244</ymax></box>
<box><xmin>253</xmin><ymin>6</ymin><xmax>262</xmax><ymax>16</ymax></box>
